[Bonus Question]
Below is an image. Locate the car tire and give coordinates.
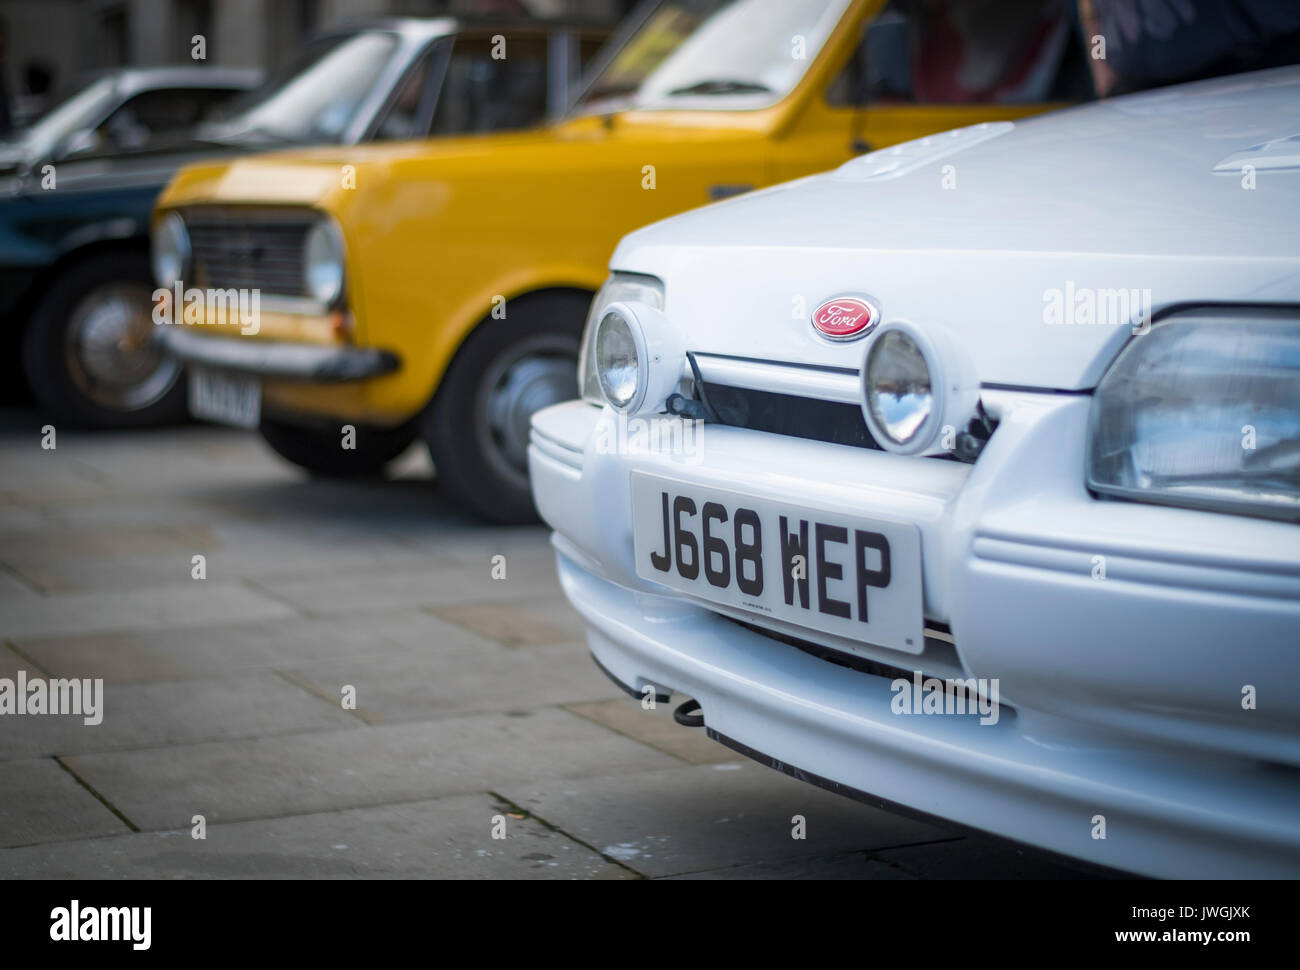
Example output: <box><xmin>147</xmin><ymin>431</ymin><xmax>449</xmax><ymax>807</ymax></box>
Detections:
<box><xmin>21</xmin><ymin>251</ymin><xmax>187</xmax><ymax>428</ymax></box>
<box><xmin>425</xmin><ymin>291</ymin><xmax>588</xmax><ymax>524</ymax></box>
<box><xmin>259</xmin><ymin>416</ymin><xmax>417</xmax><ymax>477</ymax></box>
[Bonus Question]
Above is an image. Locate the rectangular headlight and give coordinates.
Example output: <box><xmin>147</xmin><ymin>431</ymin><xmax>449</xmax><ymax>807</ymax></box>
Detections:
<box><xmin>1087</xmin><ymin>308</ymin><xmax>1300</xmax><ymax>521</ymax></box>
<box><xmin>578</xmin><ymin>272</ymin><xmax>665</xmax><ymax>406</ymax></box>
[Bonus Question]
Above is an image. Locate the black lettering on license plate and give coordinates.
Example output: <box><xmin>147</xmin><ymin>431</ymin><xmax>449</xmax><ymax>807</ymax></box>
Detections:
<box><xmin>649</xmin><ymin>490</ymin><xmax>891</xmax><ymax>622</ymax></box>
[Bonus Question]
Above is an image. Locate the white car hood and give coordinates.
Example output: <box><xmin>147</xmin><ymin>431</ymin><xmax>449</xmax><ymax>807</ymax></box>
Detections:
<box><xmin>611</xmin><ymin>66</ymin><xmax>1300</xmax><ymax>391</ymax></box>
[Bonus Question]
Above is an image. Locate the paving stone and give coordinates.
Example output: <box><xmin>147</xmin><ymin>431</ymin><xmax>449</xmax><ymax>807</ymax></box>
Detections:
<box><xmin>0</xmin><ymin>567</ymin><xmax>38</xmax><ymax>597</ymax></box>
<box><xmin>430</xmin><ymin>595</ymin><xmax>587</xmax><ymax>647</ymax></box>
<box><xmin>435</xmin><ymin>529</ymin><xmax>558</xmax><ymax>563</ymax></box>
<box><xmin>62</xmin><ymin>708</ymin><xmax>679</xmax><ymax>831</ymax></box>
<box><xmin>0</xmin><ymin>580</ymin><xmax>41</xmax><ymax>622</ymax></box>
<box><xmin>250</xmin><ymin>559</ymin><xmax>562</xmax><ymax>616</ymax></box>
<box><xmin>499</xmin><ymin>760</ymin><xmax>950</xmax><ymax>879</ymax></box>
<box><xmin>279</xmin><ymin>641</ymin><xmax>622</xmax><ymax>724</ymax></box>
<box><xmin>188</xmin><ymin>478</ymin><xmax>467</xmax><ymax>543</ymax></box>
<box><xmin>27</xmin><ymin>427</ymin><xmax>296</xmax><ymax>494</ymax></box>
<box><xmin>0</xmin><ymin>582</ymin><xmax>295</xmax><ymax>640</ymax></box>
<box><xmin>0</xmin><ymin>522</ymin><xmax>219</xmax><ymax>594</ymax></box>
<box><xmin>0</xmin><ymin>451</ymin><xmax>116</xmax><ymax>506</ymax></box>
<box><xmin>663</xmin><ymin>852</ymin><xmax>919</xmax><ymax>880</ymax></box>
<box><xmin>0</xmin><ymin>505</ymin><xmax>55</xmax><ymax>531</ymax></box>
<box><xmin>0</xmin><ymin>758</ymin><xmax>129</xmax><ymax>847</ymax></box>
<box><xmin>874</xmin><ymin>836</ymin><xmax>1105</xmax><ymax>880</ymax></box>
<box><xmin>0</xmin><ymin>643</ymin><xmax>28</xmax><ymax>679</ymax></box>
<box><xmin>0</xmin><ymin>556</ymin><xmax>208</xmax><ymax>596</ymax></box>
<box><xmin>0</xmin><ymin>673</ymin><xmax>359</xmax><ymax>761</ymax></box>
<box><xmin>565</xmin><ymin>697</ymin><xmax>744</xmax><ymax>765</ymax></box>
<box><xmin>13</xmin><ymin>631</ymin><xmax>191</xmax><ymax>684</ymax></box>
<box><xmin>0</xmin><ymin>794</ymin><xmax>634</xmax><ymax>879</ymax></box>
<box><xmin>15</xmin><ymin>610</ymin><xmax>490</xmax><ymax>685</ymax></box>
<box><xmin>208</xmin><ymin>541</ymin><xmax>438</xmax><ymax>586</ymax></box>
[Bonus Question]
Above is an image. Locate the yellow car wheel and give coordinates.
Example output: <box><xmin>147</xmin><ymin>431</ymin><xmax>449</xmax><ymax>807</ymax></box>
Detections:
<box><xmin>425</xmin><ymin>291</ymin><xmax>589</xmax><ymax>523</ymax></box>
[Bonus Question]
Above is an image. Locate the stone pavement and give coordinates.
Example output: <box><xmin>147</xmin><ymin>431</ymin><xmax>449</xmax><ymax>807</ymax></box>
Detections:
<box><xmin>0</xmin><ymin>410</ymin><xmax>1088</xmax><ymax>879</ymax></box>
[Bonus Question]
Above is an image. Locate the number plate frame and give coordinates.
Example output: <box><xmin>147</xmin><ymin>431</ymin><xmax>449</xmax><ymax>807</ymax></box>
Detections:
<box><xmin>188</xmin><ymin>367</ymin><xmax>261</xmax><ymax>429</ymax></box>
<box><xmin>631</xmin><ymin>471</ymin><xmax>925</xmax><ymax>653</ymax></box>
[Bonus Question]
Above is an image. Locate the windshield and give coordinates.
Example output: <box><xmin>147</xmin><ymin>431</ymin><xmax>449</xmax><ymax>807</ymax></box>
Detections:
<box><xmin>576</xmin><ymin>0</ymin><xmax>850</xmax><ymax>113</ymax></box>
<box><xmin>7</xmin><ymin>76</ymin><xmax>116</xmax><ymax>158</ymax></box>
<box><xmin>201</xmin><ymin>31</ymin><xmax>400</xmax><ymax>144</ymax></box>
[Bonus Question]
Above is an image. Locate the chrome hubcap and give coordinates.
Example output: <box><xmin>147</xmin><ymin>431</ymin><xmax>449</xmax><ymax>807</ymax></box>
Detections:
<box><xmin>480</xmin><ymin>338</ymin><xmax>578</xmax><ymax>488</ymax></box>
<box><xmin>65</xmin><ymin>282</ymin><xmax>181</xmax><ymax>411</ymax></box>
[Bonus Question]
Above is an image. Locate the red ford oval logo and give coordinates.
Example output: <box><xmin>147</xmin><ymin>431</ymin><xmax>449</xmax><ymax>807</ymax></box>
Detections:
<box><xmin>812</xmin><ymin>297</ymin><xmax>878</xmax><ymax>340</ymax></box>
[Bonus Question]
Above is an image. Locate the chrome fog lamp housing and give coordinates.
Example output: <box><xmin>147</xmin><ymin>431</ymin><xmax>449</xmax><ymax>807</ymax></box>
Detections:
<box><xmin>151</xmin><ymin>212</ymin><xmax>190</xmax><ymax>287</ymax></box>
<box><xmin>304</xmin><ymin>218</ymin><xmax>346</xmax><ymax>306</ymax></box>
<box><xmin>579</xmin><ymin>274</ymin><xmax>665</xmax><ymax>405</ymax></box>
<box><xmin>593</xmin><ymin>300</ymin><xmax>684</xmax><ymax>415</ymax></box>
<box><xmin>860</xmin><ymin>320</ymin><xmax>979</xmax><ymax>455</ymax></box>
<box><xmin>595</xmin><ymin>306</ymin><xmax>641</xmax><ymax>410</ymax></box>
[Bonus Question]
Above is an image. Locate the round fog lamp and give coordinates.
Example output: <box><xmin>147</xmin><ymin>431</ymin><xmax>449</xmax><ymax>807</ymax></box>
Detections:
<box><xmin>595</xmin><ymin>308</ymin><xmax>642</xmax><ymax>411</ymax></box>
<box><xmin>861</xmin><ymin>321</ymin><xmax>979</xmax><ymax>456</ymax></box>
<box><xmin>865</xmin><ymin>329</ymin><xmax>933</xmax><ymax>447</ymax></box>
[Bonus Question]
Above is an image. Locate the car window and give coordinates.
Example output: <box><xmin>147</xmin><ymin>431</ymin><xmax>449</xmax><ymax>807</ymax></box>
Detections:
<box><xmin>544</xmin><ymin>31</ymin><xmax>611</xmax><ymax>116</ymax></box>
<box><xmin>203</xmin><ymin>31</ymin><xmax>400</xmax><ymax>143</ymax></box>
<box><xmin>97</xmin><ymin>88</ymin><xmax>225</xmax><ymax>149</ymax></box>
<box><xmin>190</xmin><ymin>86</ymin><xmax>249</xmax><ymax>119</ymax></box>
<box><xmin>13</xmin><ymin>76</ymin><xmax>116</xmax><ymax>158</ymax></box>
<box><xmin>577</xmin><ymin>0</ymin><xmax>848</xmax><ymax>114</ymax></box>
<box><xmin>430</xmin><ymin>34</ymin><xmax>550</xmax><ymax>136</ymax></box>
<box><xmin>372</xmin><ymin>43</ymin><xmax>445</xmax><ymax>141</ymax></box>
<box><xmin>827</xmin><ymin>0</ymin><xmax>1089</xmax><ymax>106</ymax></box>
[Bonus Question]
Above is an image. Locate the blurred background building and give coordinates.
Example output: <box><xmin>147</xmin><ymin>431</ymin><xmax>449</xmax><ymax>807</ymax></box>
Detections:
<box><xmin>0</xmin><ymin>0</ymin><xmax>636</xmax><ymax>125</ymax></box>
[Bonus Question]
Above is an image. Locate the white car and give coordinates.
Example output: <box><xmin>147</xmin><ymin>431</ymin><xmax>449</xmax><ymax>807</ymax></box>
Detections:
<box><xmin>528</xmin><ymin>65</ymin><xmax>1300</xmax><ymax>879</ymax></box>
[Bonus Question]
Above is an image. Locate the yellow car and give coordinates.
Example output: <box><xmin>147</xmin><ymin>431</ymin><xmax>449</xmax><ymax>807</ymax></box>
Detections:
<box><xmin>154</xmin><ymin>0</ymin><xmax>1086</xmax><ymax>522</ymax></box>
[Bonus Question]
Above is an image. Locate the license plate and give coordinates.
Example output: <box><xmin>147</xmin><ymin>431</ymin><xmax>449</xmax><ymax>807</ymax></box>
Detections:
<box><xmin>631</xmin><ymin>472</ymin><xmax>924</xmax><ymax>653</ymax></box>
<box><xmin>188</xmin><ymin>368</ymin><xmax>260</xmax><ymax>429</ymax></box>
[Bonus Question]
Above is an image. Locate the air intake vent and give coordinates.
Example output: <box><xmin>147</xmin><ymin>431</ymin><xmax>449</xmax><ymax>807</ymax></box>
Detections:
<box><xmin>700</xmin><ymin>381</ymin><xmax>882</xmax><ymax>450</ymax></box>
<box><xmin>184</xmin><ymin>207</ymin><xmax>314</xmax><ymax>298</ymax></box>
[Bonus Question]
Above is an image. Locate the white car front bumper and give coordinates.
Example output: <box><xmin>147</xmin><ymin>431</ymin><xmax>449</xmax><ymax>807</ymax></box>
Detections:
<box><xmin>528</xmin><ymin>395</ymin><xmax>1300</xmax><ymax>878</ymax></box>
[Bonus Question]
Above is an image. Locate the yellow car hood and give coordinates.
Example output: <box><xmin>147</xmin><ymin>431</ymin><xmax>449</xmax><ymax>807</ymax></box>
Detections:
<box><xmin>160</xmin><ymin>115</ymin><xmax>763</xmax><ymax>210</ymax></box>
